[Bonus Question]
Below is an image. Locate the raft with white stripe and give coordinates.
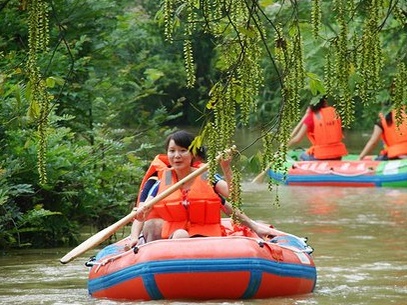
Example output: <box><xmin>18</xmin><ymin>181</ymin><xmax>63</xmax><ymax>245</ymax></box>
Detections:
<box><xmin>267</xmin><ymin>149</ymin><xmax>407</xmax><ymax>187</ymax></box>
<box><xmin>87</xmin><ymin>218</ymin><xmax>316</xmax><ymax>301</ymax></box>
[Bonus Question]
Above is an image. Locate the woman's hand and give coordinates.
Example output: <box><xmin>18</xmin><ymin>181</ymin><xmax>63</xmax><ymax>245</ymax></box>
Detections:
<box><xmin>133</xmin><ymin>204</ymin><xmax>152</xmax><ymax>221</ymax></box>
<box><xmin>251</xmin><ymin>221</ymin><xmax>276</xmax><ymax>239</ymax></box>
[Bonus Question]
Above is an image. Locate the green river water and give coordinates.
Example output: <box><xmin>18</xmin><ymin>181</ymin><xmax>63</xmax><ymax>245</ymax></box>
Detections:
<box><xmin>0</xmin><ymin>182</ymin><xmax>406</xmax><ymax>305</ymax></box>
<box><xmin>1</xmin><ymin>129</ymin><xmax>406</xmax><ymax>304</ymax></box>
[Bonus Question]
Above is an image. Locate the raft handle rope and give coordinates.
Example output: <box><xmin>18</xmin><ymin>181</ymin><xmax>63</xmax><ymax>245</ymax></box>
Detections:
<box><xmin>291</xmin><ymin>164</ymin><xmax>374</xmax><ymax>177</ymax></box>
<box><xmin>269</xmin><ymin>235</ymin><xmax>314</xmax><ymax>254</ymax></box>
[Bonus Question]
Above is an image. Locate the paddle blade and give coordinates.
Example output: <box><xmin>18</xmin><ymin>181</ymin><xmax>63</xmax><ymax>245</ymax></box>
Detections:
<box><xmin>251</xmin><ymin>170</ymin><xmax>267</xmax><ymax>183</ymax></box>
<box><xmin>60</xmin><ymin>210</ymin><xmax>137</xmax><ymax>264</ymax></box>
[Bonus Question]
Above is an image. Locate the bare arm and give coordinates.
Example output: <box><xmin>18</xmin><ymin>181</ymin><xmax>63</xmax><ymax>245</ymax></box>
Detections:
<box><xmin>128</xmin><ymin>177</ymin><xmax>159</xmax><ymax>243</ymax></box>
<box><xmin>290</xmin><ymin>108</ymin><xmax>310</xmax><ymax>138</ymax></box>
<box><xmin>214</xmin><ymin>150</ymin><xmax>235</xmax><ymax>198</ymax></box>
<box><xmin>358</xmin><ymin>125</ymin><xmax>383</xmax><ymax>160</ymax></box>
<box><xmin>288</xmin><ymin>124</ymin><xmax>308</xmax><ymax>147</ymax></box>
<box><xmin>214</xmin><ymin>179</ymin><xmax>229</xmax><ymax>199</ymax></box>
<box><xmin>222</xmin><ymin>202</ymin><xmax>275</xmax><ymax>239</ymax></box>
<box><xmin>128</xmin><ymin>219</ymin><xmax>144</xmax><ymax>243</ymax></box>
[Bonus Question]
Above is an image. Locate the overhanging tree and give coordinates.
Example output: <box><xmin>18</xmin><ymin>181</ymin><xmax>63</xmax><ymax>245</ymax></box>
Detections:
<box><xmin>18</xmin><ymin>0</ymin><xmax>407</xmax><ymax>208</ymax></box>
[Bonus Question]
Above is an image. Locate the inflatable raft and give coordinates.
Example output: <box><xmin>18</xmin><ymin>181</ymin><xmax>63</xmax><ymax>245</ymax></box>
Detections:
<box><xmin>86</xmin><ymin>218</ymin><xmax>316</xmax><ymax>301</ymax></box>
<box><xmin>267</xmin><ymin>149</ymin><xmax>407</xmax><ymax>187</ymax></box>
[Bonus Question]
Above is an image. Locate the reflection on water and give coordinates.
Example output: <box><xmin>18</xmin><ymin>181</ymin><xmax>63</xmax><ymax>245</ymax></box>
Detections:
<box><xmin>0</xmin><ymin>250</ymin><xmax>89</xmax><ymax>305</ymax></box>
<box><xmin>0</xmin><ymin>183</ymin><xmax>406</xmax><ymax>305</ymax></box>
<box><xmin>243</xmin><ymin>183</ymin><xmax>407</xmax><ymax>305</ymax></box>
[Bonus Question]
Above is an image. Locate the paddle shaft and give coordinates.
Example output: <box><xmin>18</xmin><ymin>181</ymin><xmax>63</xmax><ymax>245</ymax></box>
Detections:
<box><xmin>251</xmin><ymin>164</ymin><xmax>270</xmax><ymax>183</ymax></box>
<box><xmin>252</xmin><ymin>108</ymin><xmax>309</xmax><ymax>184</ymax></box>
<box><xmin>138</xmin><ymin>162</ymin><xmax>209</xmax><ymax>212</ymax></box>
<box><xmin>251</xmin><ymin>152</ymin><xmax>299</xmax><ymax>183</ymax></box>
<box><xmin>60</xmin><ymin>162</ymin><xmax>210</xmax><ymax>264</ymax></box>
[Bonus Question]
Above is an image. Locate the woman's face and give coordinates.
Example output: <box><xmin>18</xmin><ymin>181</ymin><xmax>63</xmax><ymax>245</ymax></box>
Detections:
<box><xmin>167</xmin><ymin>139</ymin><xmax>193</xmax><ymax>171</ymax></box>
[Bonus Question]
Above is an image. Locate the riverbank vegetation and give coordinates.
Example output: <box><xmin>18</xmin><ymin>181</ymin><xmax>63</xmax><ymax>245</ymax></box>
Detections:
<box><xmin>1</xmin><ymin>0</ymin><xmax>405</xmax><ymax>249</ymax></box>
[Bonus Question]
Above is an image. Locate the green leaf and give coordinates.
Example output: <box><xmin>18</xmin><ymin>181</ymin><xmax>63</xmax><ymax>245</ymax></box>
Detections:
<box><xmin>144</xmin><ymin>68</ymin><xmax>164</xmax><ymax>82</ymax></box>
<box><xmin>27</xmin><ymin>101</ymin><xmax>40</xmax><ymax>120</ymax></box>
<box><xmin>46</xmin><ymin>76</ymin><xmax>65</xmax><ymax>87</ymax></box>
<box><xmin>46</xmin><ymin>77</ymin><xmax>56</xmax><ymax>88</ymax></box>
<box><xmin>307</xmin><ymin>73</ymin><xmax>325</xmax><ymax>95</ymax></box>
<box><xmin>259</xmin><ymin>0</ymin><xmax>275</xmax><ymax>8</ymax></box>
<box><xmin>238</xmin><ymin>26</ymin><xmax>256</xmax><ymax>38</ymax></box>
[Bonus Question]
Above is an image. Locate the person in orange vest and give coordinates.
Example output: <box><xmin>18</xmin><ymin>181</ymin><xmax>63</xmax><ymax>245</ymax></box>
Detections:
<box><xmin>126</xmin><ymin>130</ymin><xmax>275</xmax><ymax>248</ymax></box>
<box><xmin>358</xmin><ymin>107</ymin><xmax>407</xmax><ymax>160</ymax></box>
<box><xmin>288</xmin><ymin>95</ymin><xmax>348</xmax><ymax>160</ymax></box>
<box><xmin>127</xmin><ymin>142</ymin><xmax>212</xmax><ymax>247</ymax></box>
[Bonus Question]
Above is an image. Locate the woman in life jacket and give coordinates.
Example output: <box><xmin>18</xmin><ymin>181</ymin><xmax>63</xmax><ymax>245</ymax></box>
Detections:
<box><xmin>127</xmin><ymin>139</ymin><xmax>210</xmax><ymax>247</ymax></box>
<box><xmin>127</xmin><ymin>130</ymin><xmax>275</xmax><ymax>247</ymax></box>
<box><xmin>358</xmin><ymin>106</ymin><xmax>407</xmax><ymax>160</ymax></box>
<box><xmin>288</xmin><ymin>95</ymin><xmax>348</xmax><ymax>160</ymax></box>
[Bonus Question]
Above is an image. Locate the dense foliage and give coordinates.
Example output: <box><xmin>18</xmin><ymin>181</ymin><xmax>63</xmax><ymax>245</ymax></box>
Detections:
<box><xmin>0</xmin><ymin>0</ymin><xmax>191</xmax><ymax>248</ymax></box>
<box><xmin>0</xmin><ymin>0</ymin><xmax>406</xmax><ymax>248</ymax></box>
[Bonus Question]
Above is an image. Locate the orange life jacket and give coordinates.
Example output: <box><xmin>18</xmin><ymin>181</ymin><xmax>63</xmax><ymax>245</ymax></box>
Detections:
<box><xmin>136</xmin><ymin>154</ymin><xmax>169</xmax><ymax>205</ymax></box>
<box><xmin>153</xmin><ymin>169</ymin><xmax>223</xmax><ymax>239</ymax></box>
<box><xmin>306</xmin><ymin>106</ymin><xmax>348</xmax><ymax>159</ymax></box>
<box><xmin>134</xmin><ymin>154</ymin><xmax>170</xmax><ymax>221</ymax></box>
<box><xmin>135</xmin><ymin>155</ymin><xmax>205</xmax><ymax>220</ymax></box>
<box><xmin>380</xmin><ymin>110</ymin><xmax>407</xmax><ymax>158</ymax></box>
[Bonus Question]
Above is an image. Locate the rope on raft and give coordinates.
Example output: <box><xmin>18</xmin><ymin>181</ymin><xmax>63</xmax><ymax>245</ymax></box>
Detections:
<box><xmin>291</xmin><ymin>165</ymin><xmax>375</xmax><ymax>177</ymax></box>
<box><xmin>290</xmin><ymin>159</ymin><xmax>407</xmax><ymax>177</ymax></box>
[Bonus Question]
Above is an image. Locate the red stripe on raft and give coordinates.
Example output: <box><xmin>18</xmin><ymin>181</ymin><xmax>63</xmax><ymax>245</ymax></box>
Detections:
<box><xmin>92</xmin><ymin>277</ymin><xmax>150</xmax><ymax>300</ymax></box>
<box><xmin>256</xmin><ymin>273</ymin><xmax>315</xmax><ymax>297</ymax></box>
<box><xmin>288</xmin><ymin>182</ymin><xmax>377</xmax><ymax>187</ymax></box>
<box><xmin>156</xmin><ymin>271</ymin><xmax>251</xmax><ymax>299</ymax></box>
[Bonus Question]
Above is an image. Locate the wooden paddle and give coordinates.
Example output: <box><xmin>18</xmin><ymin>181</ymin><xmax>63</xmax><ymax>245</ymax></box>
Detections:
<box><xmin>252</xmin><ymin>108</ymin><xmax>310</xmax><ymax>184</ymax></box>
<box><xmin>251</xmin><ymin>163</ymin><xmax>271</xmax><ymax>183</ymax></box>
<box><xmin>60</xmin><ymin>162</ymin><xmax>210</xmax><ymax>264</ymax></box>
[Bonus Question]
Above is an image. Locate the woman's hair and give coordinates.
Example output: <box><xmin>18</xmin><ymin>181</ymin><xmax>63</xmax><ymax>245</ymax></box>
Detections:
<box><xmin>195</xmin><ymin>145</ymin><xmax>207</xmax><ymax>162</ymax></box>
<box><xmin>310</xmin><ymin>95</ymin><xmax>328</xmax><ymax>112</ymax></box>
<box><xmin>165</xmin><ymin>130</ymin><xmax>195</xmax><ymax>151</ymax></box>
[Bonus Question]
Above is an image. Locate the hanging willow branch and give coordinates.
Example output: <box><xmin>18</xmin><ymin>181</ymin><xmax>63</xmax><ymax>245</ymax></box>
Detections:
<box><xmin>160</xmin><ymin>0</ymin><xmax>270</xmax><ymax>210</ymax></box>
<box><xmin>392</xmin><ymin>62</ymin><xmax>407</xmax><ymax>126</ymax></box>
<box><xmin>25</xmin><ymin>0</ymin><xmax>51</xmax><ymax>185</ymax></box>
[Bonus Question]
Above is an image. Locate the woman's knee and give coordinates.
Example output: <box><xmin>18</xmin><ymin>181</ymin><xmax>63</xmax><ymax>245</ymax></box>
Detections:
<box><xmin>143</xmin><ymin>218</ymin><xmax>164</xmax><ymax>242</ymax></box>
<box><xmin>171</xmin><ymin>229</ymin><xmax>190</xmax><ymax>239</ymax></box>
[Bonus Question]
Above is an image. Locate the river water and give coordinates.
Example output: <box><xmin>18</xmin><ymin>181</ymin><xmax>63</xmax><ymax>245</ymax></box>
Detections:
<box><xmin>0</xmin><ymin>181</ymin><xmax>406</xmax><ymax>305</ymax></box>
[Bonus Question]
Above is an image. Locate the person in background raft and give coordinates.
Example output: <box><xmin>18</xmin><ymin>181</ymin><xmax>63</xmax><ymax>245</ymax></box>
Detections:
<box><xmin>127</xmin><ymin>130</ymin><xmax>275</xmax><ymax>248</ymax></box>
<box><xmin>358</xmin><ymin>106</ymin><xmax>407</xmax><ymax>160</ymax></box>
<box><xmin>288</xmin><ymin>95</ymin><xmax>348</xmax><ymax>161</ymax></box>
